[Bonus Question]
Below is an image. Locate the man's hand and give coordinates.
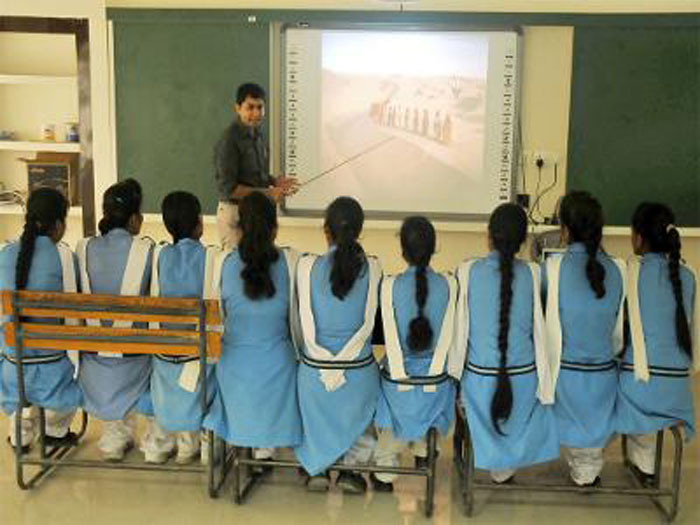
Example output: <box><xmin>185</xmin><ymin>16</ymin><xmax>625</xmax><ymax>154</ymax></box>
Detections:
<box><xmin>268</xmin><ymin>186</ymin><xmax>284</xmax><ymax>203</ymax></box>
<box><xmin>275</xmin><ymin>175</ymin><xmax>300</xmax><ymax>196</ymax></box>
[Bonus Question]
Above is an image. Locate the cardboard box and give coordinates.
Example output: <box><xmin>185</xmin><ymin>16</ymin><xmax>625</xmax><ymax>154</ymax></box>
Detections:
<box><xmin>21</xmin><ymin>152</ymin><xmax>80</xmax><ymax>206</ymax></box>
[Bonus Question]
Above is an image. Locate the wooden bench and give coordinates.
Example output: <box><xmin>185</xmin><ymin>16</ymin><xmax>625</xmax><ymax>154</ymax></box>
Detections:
<box><xmin>1</xmin><ymin>289</ymin><xmax>231</xmax><ymax>497</ymax></box>
<box><xmin>452</xmin><ymin>403</ymin><xmax>683</xmax><ymax>522</ymax></box>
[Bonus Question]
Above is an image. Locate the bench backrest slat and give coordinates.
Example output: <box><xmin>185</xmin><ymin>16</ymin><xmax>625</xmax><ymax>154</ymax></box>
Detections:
<box><xmin>1</xmin><ymin>290</ymin><xmax>222</xmax><ymax>358</ymax></box>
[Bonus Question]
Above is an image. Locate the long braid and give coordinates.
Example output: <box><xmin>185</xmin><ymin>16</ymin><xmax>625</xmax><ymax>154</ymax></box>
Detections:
<box><xmin>401</xmin><ymin>216</ymin><xmax>436</xmax><ymax>352</ymax></box>
<box><xmin>326</xmin><ymin>197</ymin><xmax>366</xmax><ymax>300</ymax></box>
<box><xmin>584</xmin><ymin>232</ymin><xmax>606</xmax><ymax>299</ymax></box>
<box><xmin>239</xmin><ymin>192</ymin><xmax>279</xmax><ymax>300</ymax></box>
<box><xmin>488</xmin><ymin>203</ymin><xmax>527</xmax><ymax>435</ymax></box>
<box><xmin>667</xmin><ymin>227</ymin><xmax>692</xmax><ymax>358</ymax></box>
<box><xmin>632</xmin><ymin>203</ymin><xmax>692</xmax><ymax>360</ymax></box>
<box><xmin>490</xmin><ymin>247</ymin><xmax>515</xmax><ymax>435</ymax></box>
<box><xmin>561</xmin><ymin>191</ymin><xmax>606</xmax><ymax>298</ymax></box>
<box><xmin>15</xmin><ymin>218</ymin><xmax>39</xmax><ymax>291</ymax></box>
<box><xmin>15</xmin><ymin>188</ymin><xmax>69</xmax><ymax>291</ymax></box>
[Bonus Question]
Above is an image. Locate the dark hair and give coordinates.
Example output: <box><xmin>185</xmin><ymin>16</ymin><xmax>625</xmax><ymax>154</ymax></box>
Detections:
<box><xmin>161</xmin><ymin>191</ymin><xmax>201</xmax><ymax>243</ymax></box>
<box><xmin>632</xmin><ymin>202</ymin><xmax>692</xmax><ymax>359</ymax></box>
<box><xmin>98</xmin><ymin>178</ymin><xmax>143</xmax><ymax>235</ymax></box>
<box><xmin>238</xmin><ymin>192</ymin><xmax>279</xmax><ymax>300</ymax></box>
<box><xmin>236</xmin><ymin>82</ymin><xmax>266</xmax><ymax>105</ymax></box>
<box><xmin>16</xmin><ymin>188</ymin><xmax>69</xmax><ymax>290</ymax></box>
<box><xmin>400</xmin><ymin>216</ymin><xmax>436</xmax><ymax>352</ymax></box>
<box><xmin>560</xmin><ymin>191</ymin><xmax>606</xmax><ymax>298</ymax></box>
<box><xmin>488</xmin><ymin>203</ymin><xmax>527</xmax><ymax>435</ymax></box>
<box><xmin>325</xmin><ymin>197</ymin><xmax>366</xmax><ymax>300</ymax></box>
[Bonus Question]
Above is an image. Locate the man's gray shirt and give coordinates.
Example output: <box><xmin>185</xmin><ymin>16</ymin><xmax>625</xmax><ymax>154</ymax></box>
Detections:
<box><xmin>214</xmin><ymin>119</ymin><xmax>271</xmax><ymax>202</ymax></box>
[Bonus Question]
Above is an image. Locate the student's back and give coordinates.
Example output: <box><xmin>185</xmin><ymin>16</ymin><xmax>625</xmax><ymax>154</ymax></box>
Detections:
<box><xmin>204</xmin><ymin>192</ymin><xmax>301</xmax><ymax>454</ymax></box>
<box><xmin>0</xmin><ymin>189</ymin><xmax>82</xmax><ymax>449</ymax></box>
<box><xmin>616</xmin><ymin>203</ymin><xmax>697</xmax><ymax>480</ymax></box>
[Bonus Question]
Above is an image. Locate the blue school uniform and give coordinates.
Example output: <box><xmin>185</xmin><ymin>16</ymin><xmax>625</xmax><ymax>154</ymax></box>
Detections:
<box><xmin>461</xmin><ymin>254</ymin><xmax>559</xmax><ymax>470</ymax></box>
<box><xmin>545</xmin><ymin>243</ymin><xmax>624</xmax><ymax>448</ymax></box>
<box><xmin>204</xmin><ymin>249</ymin><xmax>302</xmax><ymax>447</ymax></box>
<box><xmin>0</xmin><ymin>238</ymin><xmax>83</xmax><ymax>414</ymax></box>
<box><xmin>150</xmin><ymin>240</ymin><xmax>215</xmax><ymax>432</ymax></box>
<box><xmin>375</xmin><ymin>267</ymin><xmax>455</xmax><ymax>441</ymax></box>
<box><xmin>77</xmin><ymin>229</ymin><xmax>153</xmax><ymax>421</ymax></box>
<box><xmin>616</xmin><ymin>254</ymin><xmax>696</xmax><ymax>438</ymax></box>
<box><xmin>294</xmin><ymin>250</ymin><xmax>381</xmax><ymax>475</ymax></box>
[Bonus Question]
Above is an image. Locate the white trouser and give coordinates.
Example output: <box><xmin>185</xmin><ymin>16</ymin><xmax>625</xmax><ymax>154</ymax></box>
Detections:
<box><xmin>627</xmin><ymin>433</ymin><xmax>657</xmax><ymax>475</ymax></box>
<box><xmin>490</xmin><ymin>469</ymin><xmax>517</xmax><ymax>483</ymax></box>
<box><xmin>342</xmin><ymin>426</ymin><xmax>377</xmax><ymax>468</ymax></box>
<box><xmin>8</xmin><ymin>406</ymin><xmax>75</xmax><ymax>447</ymax></box>
<box><xmin>566</xmin><ymin>447</ymin><xmax>604</xmax><ymax>485</ymax></box>
<box><xmin>373</xmin><ymin>428</ymin><xmax>428</xmax><ymax>483</ymax></box>
<box><xmin>98</xmin><ymin>413</ymin><xmax>137</xmax><ymax>455</ymax></box>
<box><xmin>253</xmin><ymin>447</ymin><xmax>275</xmax><ymax>460</ymax></box>
<box><xmin>140</xmin><ymin>417</ymin><xmax>176</xmax><ymax>457</ymax></box>
<box><xmin>176</xmin><ymin>431</ymin><xmax>201</xmax><ymax>459</ymax></box>
<box><xmin>216</xmin><ymin>202</ymin><xmax>239</xmax><ymax>250</ymax></box>
<box><xmin>99</xmin><ymin>413</ymin><xmax>173</xmax><ymax>456</ymax></box>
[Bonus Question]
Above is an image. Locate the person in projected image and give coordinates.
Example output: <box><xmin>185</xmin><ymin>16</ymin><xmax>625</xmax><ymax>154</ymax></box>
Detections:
<box><xmin>214</xmin><ymin>82</ymin><xmax>299</xmax><ymax>249</ymax></box>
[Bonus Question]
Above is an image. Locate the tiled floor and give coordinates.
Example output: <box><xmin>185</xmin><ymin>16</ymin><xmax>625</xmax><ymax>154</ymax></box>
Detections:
<box><xmin>1</xmin><ymin>416</ymin><xmax>698</xmax><ymax>524</ymax></box>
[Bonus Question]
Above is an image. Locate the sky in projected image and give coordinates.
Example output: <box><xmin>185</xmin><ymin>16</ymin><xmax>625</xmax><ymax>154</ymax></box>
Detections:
<box><xmin>322</xmin><ymin>31</ymin><xmax>489</xmax><ymax>78</ymax></box>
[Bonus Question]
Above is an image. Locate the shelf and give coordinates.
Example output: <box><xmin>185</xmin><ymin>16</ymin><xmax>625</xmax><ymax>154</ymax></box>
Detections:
<box><xmin>0</xmin><ymin>141</ymin><xmax>80</xmax><ymax>153</ymax></box>
<box><xmin>0</xmin><ymin>204</ymin><xmax>82</xmax><ymax>216</ymax></box>
<box><xmin>0</xmin><ymin>75</ymin><xmax>76</xmax><ymax>86</ymax></box>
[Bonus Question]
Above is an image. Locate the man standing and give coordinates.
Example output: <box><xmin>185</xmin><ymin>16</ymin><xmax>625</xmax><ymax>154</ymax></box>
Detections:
<box><xmin>215</xmin><ymin>82</ymin><xmax>298</xmax><ymax>248</ymax></box>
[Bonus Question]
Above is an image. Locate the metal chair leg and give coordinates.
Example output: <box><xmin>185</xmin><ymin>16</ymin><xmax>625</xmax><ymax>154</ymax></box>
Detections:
<box><xmin>424</xmin><ymin>428</ymin><xmax>437</xmax><ymax>518</ymax></box>
<box><xmin>666</xmin><ymin>426</ymin><xmax>683</xmax><ymax>522</ymax></box>
<box><xmin>14</xmin><ymin>407</ymin><xmax>28</xmax><ymax>490</ymax></box>
<box><xmin>232</xmin><ymin>446</ymin><xmax>242</xmax><ymax>504</ymax></box>
<box><xmin>463</xmin><ymin>426</ymin><xmax>475</xmax><ymax>516</ymax></box>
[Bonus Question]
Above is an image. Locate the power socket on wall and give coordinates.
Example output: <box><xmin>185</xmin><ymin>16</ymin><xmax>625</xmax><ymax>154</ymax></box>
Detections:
<box><xmin>524</xmin><ymin>150</ymin><xmax>559</xmax><ymax>167</ymax></box>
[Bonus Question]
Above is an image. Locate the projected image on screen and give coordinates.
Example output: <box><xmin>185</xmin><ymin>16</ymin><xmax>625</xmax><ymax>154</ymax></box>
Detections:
<box><xmin>284</xmin><ymin>29</ymin><xmax>518</xmax><ymax>218</ymax></box>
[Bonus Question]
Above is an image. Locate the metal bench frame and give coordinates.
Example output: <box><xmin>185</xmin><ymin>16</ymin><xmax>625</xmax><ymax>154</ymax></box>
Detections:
<box><xmin>231</xmin><ymin>427</ymin><xmax>440</xmax><ymax>517</ymax></box>
<box><xmin>453</xmin><ymin>404</ymin><xmax>683</xmax><ymax>522</ymax></box>
<box><xmin>2</xmin><ymin>289</ymin><xmax>232</xmax><ymax>497</ymax></box>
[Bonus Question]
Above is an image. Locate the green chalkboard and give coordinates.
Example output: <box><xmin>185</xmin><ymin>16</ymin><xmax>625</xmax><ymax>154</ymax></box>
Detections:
<box><xmin>113</xmin><ymin>19</ymin><xmax>269</xmax><ymax>214</ymax></box>
<box><xmin>110</xmin><ymin>10</ymin><xmax>700</xmax><ymax>222</ymax></box>
<box><xmin>568</xmin><ymin>27</ymin><xmax>700</xmax><ymax>226</ymax></box>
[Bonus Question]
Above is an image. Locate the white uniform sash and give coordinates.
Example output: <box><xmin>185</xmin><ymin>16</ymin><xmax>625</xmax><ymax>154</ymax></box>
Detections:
<box><xmin>281</xmin><ymin>248</ymin><xmax>303</xmax><ymax>355</ymax></box>
<box><xmin>297</xmin><ymin>254</ymin><xmax>382</xmax><ymax>392</ymax></box>
<box><xmin>448</xmin><ymin>260</ymin><xmax>476</xmax><ymax>379</ymax></box>
<box><xmin>56</xmin><ymin>242</ymin><xmax>80</xmax><ymax>375</ymax></box>
<box><xmin>381</xmin><ymin>271</ymin><xmax>456</xmax><ymax>392</ymax></box>
<box><xmin>628</xmin><ymin>258</ymin><xmax>700</xmax><ymax>379</ymax></box>
<box><xmin>527</xmin><ymin>262</ymin><xmax>554</xmax><ymax>404</ymax></box>
<box><xmin>76</xmin><ymin>236</ymin><xmax>152</xmax><ymax>357</ymax></box>
<box><xmin>689</xmin><ymin>265</ymin><xmax>700</xmax><ymax>374</ymax></box>
<box><xmin>612</xmin><ymin>257</ymin><xmax>627</xmax><ymax>357</ymax></box>
<box><xmin>545</xmin><ymin>254</ymin><xmax>626</xmax><ymax>389</ymax></box>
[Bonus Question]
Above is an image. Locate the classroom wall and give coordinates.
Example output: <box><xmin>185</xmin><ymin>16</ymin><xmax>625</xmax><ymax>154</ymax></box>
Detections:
<box><xmin>104</xmin><ymin>0</ymin><xmax>700</xmax><ymax>14</ymax></box>
<box><xmin>1</xmin><ymin>1</ymin><xmax>698</xmax><ymax>272</ymax></box>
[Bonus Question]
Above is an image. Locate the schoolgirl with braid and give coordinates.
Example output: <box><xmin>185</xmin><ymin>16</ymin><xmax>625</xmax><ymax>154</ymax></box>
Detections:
<box><xmin>204</xmin><ymin>192</ymin><xmax>302</xmax><ymax>467</ymax></box>
<box><xmin>76</xmin><ymin>179</ymin><xmax>166</xmax><ymax>463</ymax></box>
<box><xmin>615</xmin><ymin>203</ymin><xmax>697</xmax><ymax>485</ymax></box>
<box><xmin>294</xmin><ymin>197</ymin><xmax>383</xmax><ymax>494</ymax></box>
<box><xmin>453</xmin><ymin>203</ymin><xmax>558</xmax><ymax>483</ymax></box>
<box><xmin>372</xmin><ymin>217</ymin><xmax>457</xmax><ymax>492</ymax></box>
<box><xmin>543</xmin><ymin>191</ymin><xmax>625</xmax><ymax>487</ymax></box>
<box><xmin>0</xmin><ymin>189</ymin><xmax>82</xmax><ymax>452</ymax></box>
<box><xmin>148</xmin><ymin>192</ymin><xmax>218</xmax><ymax>465</ymax></box>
